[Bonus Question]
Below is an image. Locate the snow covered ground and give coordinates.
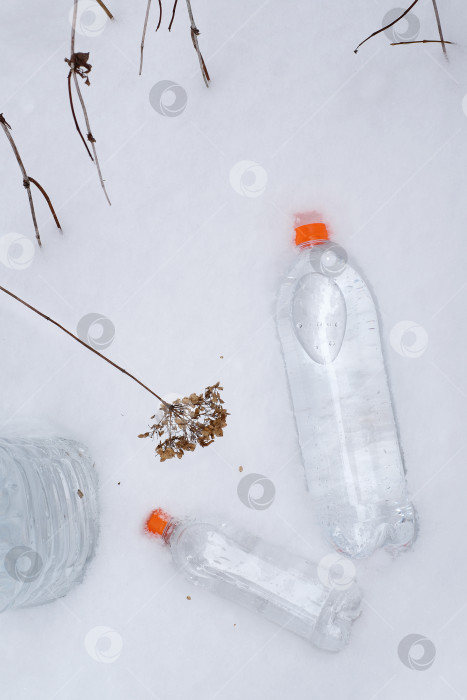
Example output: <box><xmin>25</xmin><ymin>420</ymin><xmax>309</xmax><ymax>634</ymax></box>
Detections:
<box><xmin>1</xmin><ymin>0</ymin><xmax>467</xmax><ymax>697</ymax></box>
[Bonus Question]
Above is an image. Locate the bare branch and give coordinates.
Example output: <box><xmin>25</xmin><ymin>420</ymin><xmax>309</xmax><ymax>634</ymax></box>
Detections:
<box><xmin>140</xmin><ymin>0</ymin><xmax>152</xmax><ymax>76</ymax></box>
<box><xmin>72</xmin><ymin>70</ymin><xmax>111</xmax><ymax>205</ymax></box>
<box><xmin>0</xmin><ymin>114</ymin><xmax>61</xmax><ymax>247</ymax></box>
<box><xmin>29</xmin><ymin>177</ymin><xmax>62</xmax><ymax>231</ymax></box>
<box><xmin>71</xmin><ymin>0</ymin><xmax>77</xmax><ymax>55</ymax></box>
<box><xmin>156</xmin><ymin>0</ymin><xmax>162</xmax><ymax>31</ymax></box>
<box><xmin>168</xmin><ymin>0</ymin><xmax>179</xmax><ymax>31</ymax></box>
<box><xmin>139</xmin><ymin>0</ymin><xmax>163</xmax><ymax>76</ymax></box>
<box><xmin>95</xmin><ymin>0</ymin><xmax>114</xmax><ymax>20</ymax></box>
<box><xmin>391</xmin><ymin>39</ymin><xmax>454</xmax><ymax>46</ymax></box>
<box><xmin>0</xmin><ymin>285</ymin><xmax>229</xmax><ymax>461</ymax></box>
<box><xmin>186</xmin><ymin>0</ymin><xmax>210</xmax><ymax>87</ymax></box>
<box><xmin>0</xmin><ymin>284</ymin><xmax>171</xmax><ymax>410</ymax></box>
<box><xmin>354</xmin><ymin>0</ymin><xmax>420</xmax><ymax>53</ymax></box>
<box><xmin>67</xmin><ymin>1</ymin><xmax>111</xmax><ymax>205</ymax></box>
<box><xmin>0</xmin><ymin>116</ymin><xmax>39</xmax><ymax>246</ymax></box>
<box><xmin>431</xmin><ymin>0</ymin><xmax>447</xmax><ymax>58</ymax></box>
<box><xmin>22</xmin><ymin>181</ymin><xmax>40</xmax><ymax>247</ymax></box>
<box><xmin>67</xmin><ymin>70</ymin><xmax>94</xmax><ymax>160</ymax></box>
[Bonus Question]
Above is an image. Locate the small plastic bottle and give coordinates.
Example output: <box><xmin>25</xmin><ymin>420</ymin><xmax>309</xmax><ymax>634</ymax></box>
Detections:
<box><xmin>146</xmin><ymin>508</ymin><xmax>362</xmax><ymax>651</ymax></box>
<box><xmin>276</xmin><ymin>220</ymin><xmax>416</xmax><ymax>558</ymax></box>
<box><xmin>0</xmin><ymin>436</ymin><xmax>99</xmax><ymax>612</ymax></box>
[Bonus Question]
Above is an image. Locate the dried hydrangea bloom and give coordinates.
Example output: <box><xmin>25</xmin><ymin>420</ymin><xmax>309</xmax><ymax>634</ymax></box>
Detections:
<box><xmin>138</xmin><ymin>383</ymin><xmax>228</xmax><ymax>461</ymax></box>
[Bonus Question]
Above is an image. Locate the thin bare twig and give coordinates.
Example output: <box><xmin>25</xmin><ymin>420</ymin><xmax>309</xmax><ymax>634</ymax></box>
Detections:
<box><xmin>140</xmin><ymin>0</ymin><xmax>152</xmax><ymax>75</ymax></box>
<box><xmin>186</xmin><ymin>0</ymin><xmax>210</xmax><ymax>87</ymax></box>
<box><xmin>28</xmin><ymin>178</ymin><xmax>62</xmax><ymax>231</ymax></box>
<box><xmin>71</xmin><ymin>0</ymin><xmax>77</xmax><ymax>54</ymax></box>
<box><xmin>72</xmin><ymin>70</ymin><xmax>111</xmax><ymax>205</ymax></box>
<box><xmin>139</xmin><ymin>0</ymin><xmax>163</xmax><ymax>76</ymax></box>
<box><xmin>66</xmin><ymin>0</ymin><xmax>111</xmax><ymax>204</ymax></box>
<box><xmin>0</xmin><ymin>284</ymin><xmax>229</xmax><ymax>462</ymax></box>
<box><xmin>0</xmin><ymin>114</ymin><xmax>61</xmax><ymax>247</ymax></box>
<box><xmin>156</xmin><ymin>0</ymin><xmax>162</xmax><ymax>31</ymax></box>
<box><xmin>0</xmin><ymin>284</ymin><xmax>172</xmax><ymax>410</ymax></box>
<box><xmin>354</xmin><ymin>0</ymin><xmax>420</xmax><ymax>53</ymax></box>
<box><xmin>0</xmin><ymin>284</ymin><xmax>230</xmax><ymax>461</ymax></box>
<box><xmin>431</xmin><ymin>0</ymin><xmax>447</xmax><ymax>58</ymax></box>
<box><xmin>95</xmin><ymin>0</ymin><xmax>114</xmax><ymax>20</ymax></box>
<box><xmin>67</xmin><ymin>71</ymin><xmax>93</xmax><ymax>160</ymax></box>
<box><xmin>391</xmin><ymin>39</ymin><xmax>454</xmax><ymax>46</ymax></box>
<box><xmin>168</xmin><ymin>0</ymin><xmax>179</xmax><ymax>31</ymax></box>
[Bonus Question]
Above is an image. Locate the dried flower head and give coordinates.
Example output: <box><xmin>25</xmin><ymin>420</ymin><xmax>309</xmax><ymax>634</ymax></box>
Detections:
<box><xmin>65</xmin><ymin>52</ymin><xmax>93</xmax><ymax>85</ymax></box>
<box><xmin>138</xmin><ymin>383</ymin><xmax>228</xmax><ymax>461</ymax></box>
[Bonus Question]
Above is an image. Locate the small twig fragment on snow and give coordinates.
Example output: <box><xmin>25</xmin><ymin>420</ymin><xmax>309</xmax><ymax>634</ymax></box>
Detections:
<box><xmin>354</xmin><ymin>0</ymin><xmax>420</xmax><ymax>53</ymax></box>
<box><xmin>95</xmin><ymin>0</ymin><xmax>114</xmax><ymax>20</ymax></box>
<box><xmin>391</xmin><ymin>39</ymin><xmax>454</xmax><ymax>46</ymax></box>
<box><xmin>0</xmin><ymin>114</ymin><xmax>61</xmax><ymax>247</ymax></box>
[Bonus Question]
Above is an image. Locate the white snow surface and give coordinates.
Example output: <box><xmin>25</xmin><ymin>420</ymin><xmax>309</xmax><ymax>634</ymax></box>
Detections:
<box><xmin>1</xmin><ymin>0</ymin><xmax>467</xmax><ymax>698</ymax></box>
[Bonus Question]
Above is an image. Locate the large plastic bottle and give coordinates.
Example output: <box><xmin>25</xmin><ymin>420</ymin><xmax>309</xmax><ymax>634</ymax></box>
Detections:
<box><xmin>0</xmin><ymin>436</ymin><xmax>99</xmax><ymax>612</ymax></box>
<box><xmin>146</xmin><ymin>508</ymin><xmax>362</xmax><ymax>651</ymax></box>
<box><xmin>276</xmin><ymin>220</ymin><xmax>416</xmax><ymax>558</ymax></box>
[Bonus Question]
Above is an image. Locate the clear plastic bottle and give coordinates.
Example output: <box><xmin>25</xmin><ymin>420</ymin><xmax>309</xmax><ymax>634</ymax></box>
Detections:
<box><xmin>276</xmin><ymin>221</ymin><xmax>416</xmax><ymax>558</ymax></box>
<box><xmin>146</xmin><ymin>508</ymin><xmax>362</xmax><ymax>651</ymax></box>
<box><xmin>0</xmin><ymin>436</ymin><xmax>99</xmax><ymax>612</ymax></box>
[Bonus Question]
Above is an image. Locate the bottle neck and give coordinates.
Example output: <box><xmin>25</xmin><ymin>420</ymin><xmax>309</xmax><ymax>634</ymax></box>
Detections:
<box><xmin>161</xmin><ymin>518</ymin><xmax>180</xmax><ymax>544</ymax></box>
<box><xmin>297</xmin><ymin>238</ymin><xmax>328</xmax><ymax>250</ymax></box>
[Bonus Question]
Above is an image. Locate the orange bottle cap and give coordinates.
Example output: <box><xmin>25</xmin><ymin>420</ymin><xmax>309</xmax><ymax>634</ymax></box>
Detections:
<box><xmin>146</xmin><ymin>508</ymin><xmax>171</xmax><ymax>536</ymax></box>
<box><xmin>295</xmin><ymin>222</ymin><xmax>329</xmax><ymax>247</ymax></box>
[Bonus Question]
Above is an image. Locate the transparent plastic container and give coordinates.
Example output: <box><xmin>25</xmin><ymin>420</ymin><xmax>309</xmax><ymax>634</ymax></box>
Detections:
<box><xmin>276</xmin><ymin>221</ymin><xmax>416</xmax><ymax>558</ymax></box>
<box><xmin>146</xmin><ymin>508</ymin><xmax>362</xmax><ymax>652</ymax></box>
<box><xmin>0</xmin><ymin>436</ymin><xmax>99</xmax><ymax>612</ymax></box>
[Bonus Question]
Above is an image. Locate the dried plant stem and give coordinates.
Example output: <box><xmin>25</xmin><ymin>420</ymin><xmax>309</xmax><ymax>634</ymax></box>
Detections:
<box><xmin>186</xmin><ymin>0</ymin><xmax>210</xmax><ymax>86</ymax></box>
<box><xmin>140</xmin><ymin>0</ymin><xmax>152</xmax><ymax>75</ymax></box>
<box><xmin>431</xmin><ymin>0</ymin><xmax>447</xmax><ymax>57</ymax></box>
<box><xmin>0</xmin><ymin>114</ymin><xmax>61</xmax><ymax>247</ymax></box>
<box><xmin>391</xmin><ymin>39</ymin><xmax>453</xmax><ymax>46</ymax></box>
<box><xmin>67</xmin><ymin>71</ymin><xmax>93</xmax><ymax>160</ymax></box>
<box><xmin>166</xmin><ymin>0</ymin><xmax>209</xmax><ymax>84</ymax></box>
<box><xmin>139</xmin><ymin>0</ymin><xmax>163</xmax><ymax>75</ymax></box>
<box><xmin>0</xmin><ymin>116</ymin><xmax>39</xmax><ymax>246</ymax></box>
<box><xmin>67</xmin><ymin>0</ymin><xmax>111</xmax><ymax>205</ymax></box>
<box><xmin>28</xmin><ymin>178</ymin><xmax>62</xmax><ymax>231</ymax></box>
<box><xmin>95</xmin><ymin>0</ymin><xmax>113</xmax><ymax>20</ymax></box>
<box><xmin>354</xmin><ymin>0</ymin><xmax>420</xmax><ymax>53</ymax></box>
<box><xmin>168</xmin><ymin>0</ymin><xmax>179</xmax><ymax>31</ymax></box>
<box><xmin>0</xmin><ymin>284</ymin><xmax>172</xmax><ymax>411</ymax></box>
<box><xmin>72</xmin><ymin>71</ymin><xmax>111</xmax><ymax>205</ymax></box>
<box><xmin>71</xmin><ymin>0</ymin><xmax>77</xmax><ymax>54</ymax></box>
<box><xmin>22</xmin><ymin>183</ymin><xmax>40</xmax><ymax>246</ymax></box>
<box><xmin>156</xmin><ymin>0</ymin><xmax>162</xmax><ymax>31</ymax></box>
